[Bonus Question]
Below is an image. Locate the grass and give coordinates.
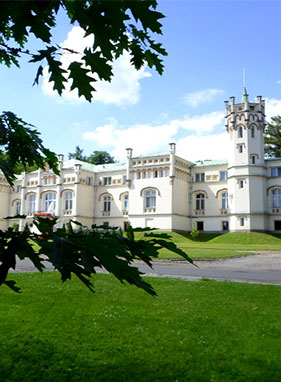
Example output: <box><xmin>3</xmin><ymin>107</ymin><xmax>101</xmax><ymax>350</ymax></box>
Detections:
<box><xmin>136</xmin><ymin>232</ymin><xmax>281</xmax><ymax>260</ymax></box>
<box><xmin>1</xmin><ymin>272</ymin><xmax>281</xmax><ymax>382</ymax></box>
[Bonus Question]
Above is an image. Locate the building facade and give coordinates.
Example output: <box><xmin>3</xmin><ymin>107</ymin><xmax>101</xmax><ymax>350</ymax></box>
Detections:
<box><xmin>2</xmin><ymin>91</ymin><xmax>281</xmax><ymax>233</ymax></box>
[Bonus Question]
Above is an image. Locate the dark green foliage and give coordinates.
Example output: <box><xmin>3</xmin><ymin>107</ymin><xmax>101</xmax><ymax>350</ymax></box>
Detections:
<box><xmin>190</xmin><ymin>222</ymin><xmax>199</xmax><ymax>241</ymax></box>
<box><xmin>0</xmin><ymin>217</ymin><xmax>193</xmax><ymax>295</ymax></box>
<box><xmin>87</xmin><ymin>150</ymin><xmax>115</xmax><ymax>165</ymax></box>
<box><xmin>68</xmin><ymin>147</ymin><xmax>115</xmax><ymax>164</ymax></box>
<box><xmin>265</xmin><ymin>115</ymin><xmax>281</xmax><ymax>157</ymax></box>
<box><xmin>0</xmin><ymin>112</ymin><xmax>58</xmax><ymax>185</ymax></box>
<box><xmin>68</xmin><ymin>146</ymin><xmax>86</xmax><ymax>161</ymax></box>
<box><xmin>0</xmin><ymin>0</ymin><xmax>166</xmax><ymax>101</ymax></box>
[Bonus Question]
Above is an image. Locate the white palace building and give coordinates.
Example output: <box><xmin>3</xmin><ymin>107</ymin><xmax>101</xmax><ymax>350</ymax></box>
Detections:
<box><xmin>2</xmin><ymin>90</ymin><xmax>281</xmax><ymax>233</ymax></box>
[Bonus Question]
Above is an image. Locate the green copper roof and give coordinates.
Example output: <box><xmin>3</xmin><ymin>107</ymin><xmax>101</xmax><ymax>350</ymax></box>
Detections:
<box><xmin>241</xmin><ymin>87</ymin><xmax>248</xmax><ymax>103</ymax></box>
<box><xmin>194</xmin><ymin>159</ymin><xmax>228</xmax><ymax>167</ymax></box>
<box><xmin>63</xmin><ymin>159</ymin><xmax>126</xmax><ymax>173</ymax></box>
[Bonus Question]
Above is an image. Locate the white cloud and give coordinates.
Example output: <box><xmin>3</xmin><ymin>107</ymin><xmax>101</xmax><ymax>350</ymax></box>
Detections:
<box><xmin>42</xmin><ymin>26</ymin><xmax>151</xmax><ymax>106</ymax></box>
<box><xmin>265</xmin><ymin>98</ymin><xmax>281</xmax><ymax>121</ymax></box>
<box><xmin>82</xmin><ymin>110</ymin><xmax>225</xmax><ymax>161</ymax></box>
<box><xmin>177</xmin><ymin>132</ymin><xmax>229</xmax><ymax>162</ymax></box>
<box><xmin>171</xmin><ymin>111</ymin><xmax>224</xmax><ymax>134</ymax></box>
<box><xmin>276</xmin><ymin>80</ymin><xmax>281</xmax><ymax>85</ymax></box>
<box><xmin>183</xmin><ymin>88</ymin><xmax>224</xmax><ymax>107</ymax></box>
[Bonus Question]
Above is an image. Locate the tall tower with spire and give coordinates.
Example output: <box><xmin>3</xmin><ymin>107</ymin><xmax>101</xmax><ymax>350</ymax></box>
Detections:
<box><xmin>225</xmin><ymin>89</ymin><xmax>267</xmax><ymax>231</ymax></box>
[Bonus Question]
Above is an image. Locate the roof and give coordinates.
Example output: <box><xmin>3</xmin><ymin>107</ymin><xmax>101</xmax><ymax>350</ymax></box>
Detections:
<box><xmin>265</xmin><ymin>157</ymin><xmax>281</xmax><ymax>162</ymax></box>
<box><xmin>62</xmin><ymin>159</ymin><xmax>126</xmax><ymax>173</ymax></box>
<box><xmin>194</xmin><ymin>159</ymin><xmax>228</xmax><ymax>167</ymax></box>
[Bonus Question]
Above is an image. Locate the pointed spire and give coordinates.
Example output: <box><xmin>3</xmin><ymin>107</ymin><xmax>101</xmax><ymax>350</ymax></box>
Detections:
<box><xmin>242</xmin><ymin>87</ymin><xmax>248</xmax><ymax>103</ymax></box>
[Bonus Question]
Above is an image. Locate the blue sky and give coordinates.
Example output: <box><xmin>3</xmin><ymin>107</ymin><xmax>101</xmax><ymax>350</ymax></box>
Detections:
<box><xmin>1</xmin><ymin>0</ymin><xmax>281</xmax><ymax>163</ymax></box>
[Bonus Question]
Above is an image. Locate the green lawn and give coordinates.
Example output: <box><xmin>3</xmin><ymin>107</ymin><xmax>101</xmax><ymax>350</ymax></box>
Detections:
<box><xmin>1</xmin><ymin>272</ymin><xmax>281</xmax><ymax>382</ymax></box>
<box><xmin>139</xmin><ymin>232</ymin><xmax>281</xmax><ymax>260</ymax></box>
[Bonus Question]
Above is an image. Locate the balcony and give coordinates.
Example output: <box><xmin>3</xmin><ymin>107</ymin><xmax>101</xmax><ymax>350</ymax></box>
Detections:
<box><xmin>194</xmin><ymin>210</ymin><xmax>204</xmax><ymax>216</ymax></box>
<box><xmin>63</xmin><ymin>209</ymin><xmax>73</xmax><ymax>216</ymax></box>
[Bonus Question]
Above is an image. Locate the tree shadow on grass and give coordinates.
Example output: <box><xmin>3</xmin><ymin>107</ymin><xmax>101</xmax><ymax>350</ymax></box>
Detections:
<box><xmin>1</xmin><ymin>338</ymin><xmax>281</xmax><ymax>382</ymax></box>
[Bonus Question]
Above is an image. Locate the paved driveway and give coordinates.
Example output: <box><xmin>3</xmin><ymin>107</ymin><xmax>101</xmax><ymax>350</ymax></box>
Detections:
<box><xmin>10</xmin><ymin>252</ymin><xmax>281</xmax><ymax>285</ymax></box>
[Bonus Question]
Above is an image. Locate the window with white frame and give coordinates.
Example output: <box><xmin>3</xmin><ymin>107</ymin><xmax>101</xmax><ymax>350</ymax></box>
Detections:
<box><xmin>142</xmin><ymin>171</ymin><xmax>147</xmax><ymax>179</ymax></box>
<box><xmin>195</xmin><ymin>173</ymin><xmax>205</xmax><ymax>182</ymax></box>
<box><xmin>16</xmin><ymin>185</ymin><xmax>21</xmax><ymax>193</ymax></box>
<box><xmin>16</xmin><ymin>201</ymin><xmax>21</xmax><ymax>215</ymax></box>
<box><xmin>196</xmin><ymin>193</ymin><xmax>205</xmax><ymax>210</ymax></box>
<box><xmin>221</xmin><ymin>192</ymin><xmax>228</xmax><ymax>209</ymax></box>
<box><xmin>220</xmin><ymin>171</ymin><xmax>227</xmax><ymax>181</ymax></box>
<box><xmin>44</xmin><ymin>193</ymin><xmax>56</xmax><ymax>212</ymax></box>
<box><xmin>29</xmin><ymin>194</ymin><xmax>36</xmax><ymax>212</ymax></box>
<box><xmin>272</xmin><ymin>189</ymin><xmax>281</xmax><ymax>208</ymax></box>
<box><xmin>137</xmin><ymin>172</ymin><xmax>141</xmax><ymax>179</ymax></box>
<box><xmin>65</xmin><ymin>191</ymin><xmax>73</xmax><ymax>210</ymax></box>
<box><xmin>86</xmin><ymin>177</ymin><xmax>93</xmax><ymax>185</ymax></box>
<box><xmin>240</xmin><ymin>217</ymin><xmax>245</xmax><ymax>226</ymax></box>
<box><xmin>145</xmin><ymin>190</ymin><xmax>156</xmax><ymax>208</ymax></box>
<box><xmin>159</xmin><ymin>170</ymin><xmax>164</xmax><ymax>177</ymax></box>
<box><xmin>103</xmin><ymin>195</ymin><xmax>111</xmax><ymax>212</ymax></box>
<box><xmin>270</xmin><ymin>167</ymin><xmax>281</xmax><ymax>177</ymax></box>
<box><xmin>239</xmin><ymin>180</ymin><xmax>244</xmax><ymax>189</ymax></box>
<box><xmin>238</xmin><ymin>144</ymin><xmax>243</xmax><ymax>153</ymax></box>
<box><xmin>103</xmin><ymin>177</ymin><xmax>111</xmax><ymax>185</ymax></box>
<box><xmin>123</xmin><ymin>194</ymin><xmax>129</xmax><ymax>211</ymax></box>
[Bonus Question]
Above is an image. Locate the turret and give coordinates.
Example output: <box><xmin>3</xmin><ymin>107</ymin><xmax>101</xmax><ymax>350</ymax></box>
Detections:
<box><xmin>226</xmin><ymin>90</ymin><xmax>267</xmax><ymax>232</ymax></box>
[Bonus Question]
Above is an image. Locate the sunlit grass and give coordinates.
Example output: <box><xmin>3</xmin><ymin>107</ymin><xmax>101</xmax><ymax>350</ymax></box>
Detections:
<box><xmin>1</xmin><ymin>272</ymin><xmax>281</xmax><ymax>382</ymax></box>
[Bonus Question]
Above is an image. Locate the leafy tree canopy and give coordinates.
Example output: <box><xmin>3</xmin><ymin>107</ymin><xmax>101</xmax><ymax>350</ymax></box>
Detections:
<box><xmin>68</xmin><ymin>146</ymin><xmax>87</xmax><ymax>161</ymax></box>
<box><xmin>265</xmin><ymin>116</ymin><xmax>281</xmax><ymax>157</ymax></box>
<box><xmin>68</xmin><ymin>147</ymin><xmax>115</xmax><ymax>164</ymax></box>
<box><xmin>0</xmin><ymin>0</ymin><xmax>167</xmax><ymax>101</ymax></box>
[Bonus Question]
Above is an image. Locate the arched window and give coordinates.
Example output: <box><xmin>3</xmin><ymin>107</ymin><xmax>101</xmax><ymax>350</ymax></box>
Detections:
<box><xmin>44</xmin><ymin>193</ymin><xmax>56</xmax><ymax>212</ymax></box>
<box><xmin>123</xmin><ymin>194</ymin><xmax>129</xmax><ymax>211</ymax></box>
<box><xmin>29</xmin><ymin>194</ymin><xmax>36</xmax><ymax>212</ymax></box>
<box><xmin>196</xmin><ymin>193</ymin><xmax>205</xmax><ymax>210</ymax></box>
<box><xmin>145</xmin><ymin>190</ymin><xmax>156</xmax><ymax>208</ymax></box>
<box><xmin>272</xmin><ymin>189</ymin><xmax>281</xmax><ymax>208</ymax></box>
<box><xmin>238</xmin><ymin>126</ymin><xmax>243</xmax><ymax>138</ymax></box>
<box><xmin>16</xmin><ymin>201</ymin><xmax>21</xmax><ymax>215</ymax></box>
<box><xmin>103</xmin><ymin>196</ymin><xmax>111</xmax><ymax>212</ymax></box>
<box><xmin>251</xmin><ymin>126</ymin><xmax>255</xmax><ymax>138</ymax></box>
<box><xmin>222</xmin><ymin>192</ymin><xmax>228</xmax><ymax>209</ymax></box>
<box><xmin>65</xmin><ymin>191</ymin><xmax>73</xmax><ymax>210</ymax></box>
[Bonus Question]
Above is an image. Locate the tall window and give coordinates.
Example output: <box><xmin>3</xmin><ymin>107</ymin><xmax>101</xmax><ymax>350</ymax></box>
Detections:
<box><xmin>145</xmin><ymin>190</ymin><xmax>156</xmax><ymax>208</ymax></box>
<box><xmin>220</xmin><ymin>171</ymin><xmax>227</xmax><ymax>181</ymax></box>
<box><xmin>196</xmin><ymin>193</ymin><xmax>205</xmax><ymax>210</ymax></box>
<box><xmin>195</xmin><ymin>173</ymin><xmax>205</xmax><ymax>182</ymax></box>
<box><xmin>65</xmin><ymin>192</ymin><xmax>73</xmax><ymax>210</ymax></box>
<box><xmin>238</xmin><ymin>126</ymin><xmax>243</xmax><ymax>138</ymax></box>
<box><xmin>123</xmin><ymin>194</ymin><xmax>129</xmax><ymax>211</ymax></box>
<box><xmin>29</xmin><ymin>194</ymin><xmax>36</xmax><ymax>212</ymax></box>
<box><xmin>251</xmin><ymin>127</ymin><xmax>255</xmax><ymax>138</ymax></box>
<box><xmin>103</xmin><ymin>177</ymin><xmax>111</xmax><ymax>185</ymax></box>
<box><xmin>273</xmin><ymin>189</ymin><xmax>281</xmax><ymax>208</ymax></box>
<box><xmin>16</xmin><ymin>201</ymin><xmax>21</xmax><ymax>215</ymax></box>
<box><xmin>222</xmin><ymin>192</ymin><xmax>228</xmax><ymax>209</ymax></box>
<box><xmin>44</xmin><ymin>193</ymin><xmax>56</xmax><ymax>212</ymax></box>
<box><xmin>103</xmin><ymin>196</ymin><xmax>111</xmax><ymax>212</ymax></box>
